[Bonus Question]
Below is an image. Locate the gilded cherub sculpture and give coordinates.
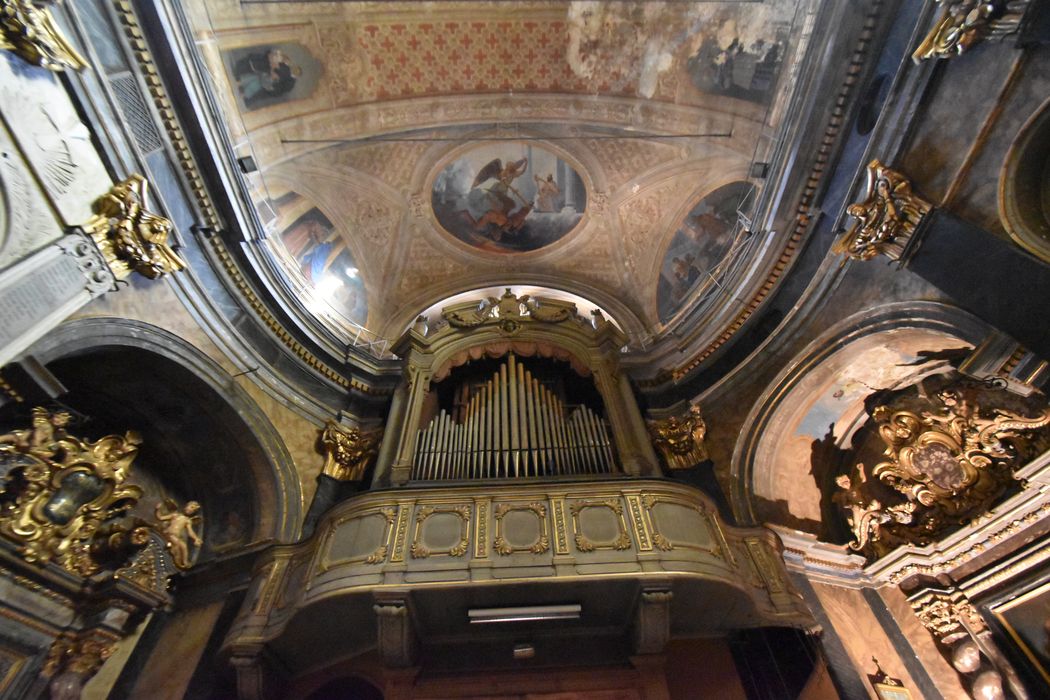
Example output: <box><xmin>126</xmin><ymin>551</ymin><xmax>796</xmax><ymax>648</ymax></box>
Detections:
<box><xmin>154</xmin><ymin>498</ymin><xmax>203</xmax><ymax>570</ymax></box>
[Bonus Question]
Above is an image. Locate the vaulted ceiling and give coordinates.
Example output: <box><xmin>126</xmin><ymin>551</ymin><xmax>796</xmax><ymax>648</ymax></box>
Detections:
<box><xmin>185</xmin><ymin>0</ymin><xmax>816</xmax><ymax>358</ymax></box>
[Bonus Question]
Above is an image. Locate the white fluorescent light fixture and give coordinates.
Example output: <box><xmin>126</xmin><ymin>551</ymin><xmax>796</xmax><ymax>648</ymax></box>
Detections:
<box><xmin>468</xmin><ymin>604</ymin><xmax>581</xmax><ymax>624</ymax></box>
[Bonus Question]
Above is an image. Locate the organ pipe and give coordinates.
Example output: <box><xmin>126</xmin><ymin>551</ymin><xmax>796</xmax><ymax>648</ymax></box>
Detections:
<box><xmin>410</xmin><ymin>354</ymin><xmax>615</xmax><ymax>480</ymax></box>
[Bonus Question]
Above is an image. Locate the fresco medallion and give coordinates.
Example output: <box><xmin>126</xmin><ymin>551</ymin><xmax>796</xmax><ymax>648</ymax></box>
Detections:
<box><xmin>656</xmin><ymin>181</ymin><xmax>751</xmax><ymax>324</ymax></box>
<box><xmin>431</xmin><ymin>143</ymin><xmax>587</xmax><ymax>254</ymax></box>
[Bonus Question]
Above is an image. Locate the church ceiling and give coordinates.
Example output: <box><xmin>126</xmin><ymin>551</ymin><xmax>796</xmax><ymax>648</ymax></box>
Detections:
<box><xmin>184</xmin><ymin>0</ymin><xmax>816</xmax><ymax>351</ymax></box>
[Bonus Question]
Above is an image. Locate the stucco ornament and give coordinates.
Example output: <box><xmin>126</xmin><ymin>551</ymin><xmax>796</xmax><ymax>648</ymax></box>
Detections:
<box><xmin>836</xmin><ymin>382</ymin><xmax>1050</xmax><ymax>558</ymax></box>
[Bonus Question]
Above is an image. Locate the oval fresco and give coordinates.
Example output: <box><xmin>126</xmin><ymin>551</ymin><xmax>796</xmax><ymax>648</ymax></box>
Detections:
<box><xmin>656</xmin><ymin>181</ymin><xmax>751</xmax><ymax>324</ymax></box>
<box><xmin>432</xmin><ymin>143</ymin><xmax>587</xmax><ymax>253</ymax></box>
<box><xmin>268</xmin><ymin>196</ymin><xmax>368</xmax><ymax>327</ymax></box>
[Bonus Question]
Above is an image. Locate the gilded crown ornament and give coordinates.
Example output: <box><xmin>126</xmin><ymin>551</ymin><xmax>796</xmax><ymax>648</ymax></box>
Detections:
<box><xmin>648</xmin><ymin>404</ymin><xmax>708</xmax><ymax>471</ymax></box>
<box><xmin>836</xmin><ymin>160</ymin><xmax>931</xmax><ymax>262</ymax></box>
<box><xmin>912</xmin><ymin>0</ymin><xmax>1030</xmax><ymax>61</ymax></box>
<box><xmin>79</xmin><ymin>175</ymin><xmax>186</xmax><ymax>281</ymax></box>
<box><xmin>835</xmin><ymin>383</ymin><xmax>1050</xmax><ymax>559</ymax></box>
<box><xmin>319</xmin><ymin>420</ymin><xmax>383</xmax><ymax>482</ymax></box>
<box><xmin>0</xmin><ymin>0</ymin><xmax>87</xmax><ymax>72</ymax></box>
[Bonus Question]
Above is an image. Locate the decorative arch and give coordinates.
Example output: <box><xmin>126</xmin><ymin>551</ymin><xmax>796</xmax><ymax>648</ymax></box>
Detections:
<box><xmin>1000</xmin><ymin>94</ymin><xmax>1050</xmax><ymax>264</ymax></box>
<box><xmin>26</xmin><ymin>317</ymin><xmax>303</xmax><ymax>543</ymax></box>
<box><xmin>730</xmin><ymin>302</ymin><xmax>988</xmax><ymax>535</ymax></box>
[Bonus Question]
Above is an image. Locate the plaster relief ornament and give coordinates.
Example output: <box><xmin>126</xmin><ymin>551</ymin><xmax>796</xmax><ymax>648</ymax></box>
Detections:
<box><xmin>0</xmin><ymin>0</ymin><xmax>86</xmax><ymax>72</ymax></box>
<box><xmin>431</xmin><ymin>144</ymin><xmax>587</xmax><ymax>254</ymax></box>
<box><xmin>835</xmin><ymin>160</ymin><xmax>931</xmax><ymax>262</ymax></box>
<box><xmin>79</xmin><ymin>174</ymin><xmax>186</xmax><ymax>280</ymax></box>
<box><xmin>912</xmin><ymin>0</ymin><xmax>1030</xmax><ymax>61</ymax></box>
<box><xmin>836</xmin><ymin>383</ymin><xmax>1050</xmax><ymax>559</ymax></box>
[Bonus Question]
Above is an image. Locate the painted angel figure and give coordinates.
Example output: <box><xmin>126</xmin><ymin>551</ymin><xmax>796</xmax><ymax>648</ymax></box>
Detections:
<box><xmin>154</xmin><ymin>499</ymin><xmax>203</xmax><ymax>569</ymax></box>
<box><xmin>463</xmin><ymin>158</ymin><xmax>531</xmax><ymax>239</ymax></box>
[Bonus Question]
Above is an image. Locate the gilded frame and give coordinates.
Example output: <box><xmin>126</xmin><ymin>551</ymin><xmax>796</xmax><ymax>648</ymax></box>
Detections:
<box><xmin>568</xmin><ymin>497</ymin><xmax>632</xmax><ymax>552</ymax></box>
<box><xmin>410</xmin><ymin>504</ymin><xmax>472</xmax><ymax>559</ymax></box>
<box><xmin>492</xmin><ymin>501</ymin><xmax>550</xmax><ymax>555</ymax></box>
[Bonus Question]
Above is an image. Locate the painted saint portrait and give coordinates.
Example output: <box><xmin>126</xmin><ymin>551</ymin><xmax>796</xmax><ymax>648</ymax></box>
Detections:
<box><xmin>273</xmin><ymin>206</ymin><xmax>368</xmax><ymax>327</ymax></box>
<box><xmin>683</xmin><ymin>6</ymin><xmax>791</xmax><ymax>105</ymax></box>
<box><xmin>656</xmin><ymin>181</ymin><xmax>751</xmax><ymax>324</ymax></box>
<box><xmin>431</xmin><ymin>143</ymin><xmax>587</xmax><ymax>253</ymax></box>
<box><xmin>222</xmin><ymin>43</ymin><xmax>321</xmax><ymax>112</ymax></box>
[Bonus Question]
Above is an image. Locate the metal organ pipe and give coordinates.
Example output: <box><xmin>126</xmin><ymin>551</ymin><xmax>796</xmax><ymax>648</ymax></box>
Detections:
<box><xmin>411</xmin><ymin>354</ymin><xmax>615</xmax><ymax>480</ymax></box>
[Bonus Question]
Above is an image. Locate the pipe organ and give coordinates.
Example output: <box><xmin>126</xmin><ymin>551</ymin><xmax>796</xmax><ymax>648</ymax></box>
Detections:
<box><xmin>411</xmin><ymin>353</ymin><xmax>615</xmax><ymax>480</ymax></box>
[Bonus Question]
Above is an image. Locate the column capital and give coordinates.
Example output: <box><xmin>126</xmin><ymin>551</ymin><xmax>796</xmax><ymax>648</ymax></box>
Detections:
<box><xmin>836</xmin><ymin>160</ymin><xmax>932</xmax><ymax>262</ymax></box>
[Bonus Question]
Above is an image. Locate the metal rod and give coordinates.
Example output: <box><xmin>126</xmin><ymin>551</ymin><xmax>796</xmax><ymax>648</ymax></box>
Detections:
<box><xmin>483</xmin><ymin>381</ymin><xmax>493</xmax><ymax>479</ymax></box>
<box><xmin>583</xmin><ymin>408</ymin><xmax>601</xmax><ymax>472</ymax></box>
<box><xmin>508</xmin><ymin>354</ymin><xmax>520</xmax><ymax>478</ymax></box>
<box><xmin>524</xmin><ymin>370</ymin><xmax>539</xmax><ymax>477</ymax></box>
<box><xmin>534</xmin><ymin>378</ymin><xmax>548</xmax><ymax>477</ymax></box>
<box><xmin>499</xmin><ymin>361</ymin><xmax>509</xmax><ymax>478</ymax></box>
<box><xmin>515</xmin><ymin>360</ymin><xmax>528</xmax><ymax>477</ymax></box>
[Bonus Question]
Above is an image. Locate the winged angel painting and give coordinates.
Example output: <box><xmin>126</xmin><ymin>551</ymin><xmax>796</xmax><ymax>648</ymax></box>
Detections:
<box><xmin>432</xmin><ymin>143</ymin><xmax>587</xmax><ymax>253</ymax></box>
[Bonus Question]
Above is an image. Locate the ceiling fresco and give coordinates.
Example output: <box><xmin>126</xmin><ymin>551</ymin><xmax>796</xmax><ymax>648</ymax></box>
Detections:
<box><xmin>185</xmin><ymin>0</ymin><xmax>816</xmax><ymax>346</ymax></box>
<box><xmin>432</xmin><ymin>143</ymin><xmax>587</xmax><ymax>253</ymax></box>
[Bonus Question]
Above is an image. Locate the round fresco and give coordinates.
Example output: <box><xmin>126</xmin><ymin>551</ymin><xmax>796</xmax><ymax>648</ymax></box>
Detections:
<box><xmin>431</xmin><ymin>143</ymin><xmax>587</xmax><ymax>254</ymax></box>
<box><xmin>656</xmin><ymin>181</ymin><xmax>751</xmax><ymax>324</ymax></box>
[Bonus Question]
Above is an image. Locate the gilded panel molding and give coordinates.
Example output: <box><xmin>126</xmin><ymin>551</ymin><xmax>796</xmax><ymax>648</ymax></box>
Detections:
<box><xmin>568</xmin><ymin>497</ymin><xmax>632</xmax><ymax>552</ymax></box>
<box><xmin>0</xmin><ymin>0</ymin><xmax>86</xmax><ymax>71</ymax></box>
<box><xmin>410</xmin><ymin>504</ymin><xmax>471</xmax><ymax>559</ymax></box>
<box><xmin>640</xmin><ymin>494</ymin><xmax>727</xmax><ymax>559</ymax></box>
<box><xmin>551</xmin><ymin>497</ymin><xmax>570</xmax><ymax>555</ymax></box>
<box><xmin>835</xmin><ymin>159</ymin><xmax>932</xmax><ymax>262</ymax></box>
<box><xmin>492</xmin><ymin>501</ymin><xmax>549</xmax><ymax>555</ymax></box>
<box><xmin>389</xmin><ymin>504</ymin><xmax>411</xmax><ymax>563</ymax></box>
<box><xmin>317</xmin><ymin>506</ymin><xmax>397</xmax><ymax>573</ymax></box>
<box><xmin>625</xmin><ymin>495</ymin><xmax>652</xmax><ymax>552</ymax></box>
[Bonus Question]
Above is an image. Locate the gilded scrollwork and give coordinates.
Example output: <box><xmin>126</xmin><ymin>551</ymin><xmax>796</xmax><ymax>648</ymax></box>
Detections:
<box><xmin>836</xmin><ymin>160</ymin><xmax>931</xmax><ymax>262</ymax></box>
<box><xmin>441</xmin><ymin>289</ymin><xmax>589</xmax><ymax>332</ymax></box>
<box><xmin>0</xmin><ymin>0</ymin><xmax>87</xmax><ymax>72</ymax></box>
<box><xmin>78</xmin><ymin>175</ymin><xmax>186</xmax><ymax>281</ymax></box>
<box><xmin>836</xmin><ymin>383</ymin><xmax>1050</xmax><ymax>558</ymax></box>
<box><xmin>0</xmin><ymin>408</ymin><xmax>204</xmax><ymax>586</ymax></box>
<box><xmin>647</xmin><ymin>404</ymin><xmax>708</xmax><ymax>471</ymax></box>
<box><xmin>912</xmin><ymin>0</ymin><xmax>1029</xmax><ymax>61</ymax></box>
<box><xmin>492</xmin><ymin>502</ymin><xmax>550</xmax><ymax>555</ymax></box>
<box><xmin>0</xmin><ymin>408</ymin><xmax>143</xmax><ymax>575</ymax></box>
<box><xmin>319</xmin><ymin>421</ymin><xmax>383</xmax><ymax>482</ymax></box>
